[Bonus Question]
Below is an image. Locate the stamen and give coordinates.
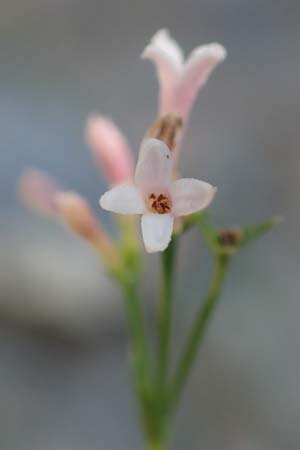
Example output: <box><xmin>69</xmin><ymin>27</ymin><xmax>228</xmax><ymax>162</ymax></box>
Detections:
<box><xmin>147</xmin><ymin>192</ymin><xmax>172</xmax><ymax>214</ymax></box>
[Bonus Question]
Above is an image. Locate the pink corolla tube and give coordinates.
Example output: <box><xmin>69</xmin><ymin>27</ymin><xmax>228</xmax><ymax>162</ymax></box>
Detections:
<box><xmin>18</xmin><ymin>169</ymin><xmax>60</xmax><ymax>217</ymax></box>
<box><xmin>86</xmin><ymin>115</ymin><xmax>134</xmax><ymax>185</ymax></box>
<box><xmin>142</xmin><ymin>29</ymin><xmax>227</xmax><ymax>121</ymax></box>
<box><xmin>18</xmin><ymin>169</ymin><xmax>118</xmax><ymax>267</ymax></box>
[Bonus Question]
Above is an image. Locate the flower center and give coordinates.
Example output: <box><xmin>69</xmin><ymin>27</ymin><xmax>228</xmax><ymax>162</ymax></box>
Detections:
<box><xmin>147</xmin><ymin>192</ymin><xmax>172</xmax><ymax>214</ymax></box>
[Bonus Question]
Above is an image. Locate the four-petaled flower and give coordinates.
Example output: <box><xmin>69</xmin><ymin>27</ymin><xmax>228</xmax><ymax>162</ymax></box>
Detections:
<box><xmin>100</xmin><ymin>138</ymin><xmax>216</xmax><ymax>253</ymax></box>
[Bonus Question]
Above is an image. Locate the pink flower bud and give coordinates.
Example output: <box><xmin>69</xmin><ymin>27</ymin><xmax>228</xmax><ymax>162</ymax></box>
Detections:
<box><xmin>18</xmin><ymin>169</ymin><xmax>59</xmax><ymax>216</ymax></box>
<box><xmin>56</xmin><ymin>192</ymin><xmax>119</xmax><ymax>267</ymax></box>
<box><xmin>86</xmin><ymin>115</ymin><xmax>134</xmax><ymax>185</ymax></box>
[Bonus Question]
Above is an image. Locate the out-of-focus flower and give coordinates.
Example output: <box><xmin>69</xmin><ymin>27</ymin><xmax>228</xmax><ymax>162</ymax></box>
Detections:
<box><xmin>18</xmin><ymin>170</ymin><xmax>118</xmax><ymax>269</ymax></box>
<box><xmin>56</xmin><ymin>192</ymin><xmax>119</xmax><ymax>266</ymax></box>
<box><xmin>18</xmin><ymin>169</ymin><xmax>59</xmax><ymax>216</ymax></box>
<box><xmin>100</xmin><ymin>138</ymin><xmax>216</xmax><ymax>253</ymax></box>
<box><xmin>142</xmin><ymin>29</ymin><xmax>226</xmax><ymax>120</ymax></box>
<box><xmin>86</xmin><ymin>115</ymin><xmax>134</xmax><ymax>185</ymax></box>
<box><xmin>19</xmin><ymin>30</ymin><xmax>222</xmax><ymax>258</ymax></box>
<box><xmin>56</xmin><ymin>192</ymin><xmax>100</xmax><ymax>241</ymax></box>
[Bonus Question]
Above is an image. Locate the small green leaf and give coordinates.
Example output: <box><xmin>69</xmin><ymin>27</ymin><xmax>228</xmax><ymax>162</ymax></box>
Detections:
<box><xmin>180</xmin><ymin>211</ymin><xmax>219</xmax><ymax>251</ymax></box>
<box><xmin>181</xmin><ymin>212</ymin><xmax>281</xmax><ymax>256</ymax></box>
<box><xmin>197</xmin><ymin>212</ymin><xmax>219</xmax><ymax>252</ymax></box>
<box><xmin>240</xmin><ymin>216</ymin><xmax>282</xmax><ymax>248</ymax></box>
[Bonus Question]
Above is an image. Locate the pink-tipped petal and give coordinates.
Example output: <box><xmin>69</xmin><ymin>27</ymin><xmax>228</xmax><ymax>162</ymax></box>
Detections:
<box><xmin>175</xmin><ymin>43</ymin><xmax>227</xmax><ymax>119</ymax></box>
<box><xmin>18</xmin><ymin>169</ymin><xmax>60</xmax><ymax>216</ymax></box>
<box><xmin>57</xmin><ymin>192</ymin><xmax>119</xmax><ymax>266</ymax></box>
<box><xmin>135</xmin><ymin>139</ymin><xmax>173</xmax><ymax>192</ymax></box>
<box><xmin>144</xmin><ymin>29</ymin><xmax>183</xmax><ymax>67</ymax></box>
<box><xmin>170</xmin><ymin>178</ymin><xmax>217</xmax><ymax>216</ymax></box>
<box><xmin>141</xmin><ymin>213</ymin><xmax>174</xmax><ymax>253</ymax></box>
<box><xmin>56</xmin><ymin>192</ymin><xmax>101</xmax><ymax>241</ymax></box>
<box><xmin>100</xmin><ymin>184</ymin><xmax>145</xmax><ymax>215</ymax></box>
<box><xmin>142</xmin><ymin>29</ymin><xmax>183</xmax><ymax>115</ymax></box>
<box><xmin>86</xmin><ymin>115</ymin><xmax>134</xmax><ymax>184</ymax></box>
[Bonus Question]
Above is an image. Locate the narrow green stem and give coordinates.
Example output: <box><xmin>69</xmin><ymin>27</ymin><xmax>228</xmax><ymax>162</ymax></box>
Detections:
<box><xmin>146</xmin><ymin>438</ymin><xmax>167</xmax><ymax>450</ymax></box>
<box><xmin>157</xmin><ymin>238</ymin><xmax>177</xmax><ymax>390</ymax></box>
<box><xmin>122</xmin><ymin>281</ymin><xmax>151</xmax><ymax>395</ymax></box>
<box><xmin>170</xmin><ymin>253</ymin><xmax>230</xmax><ymax>408</ymax></box>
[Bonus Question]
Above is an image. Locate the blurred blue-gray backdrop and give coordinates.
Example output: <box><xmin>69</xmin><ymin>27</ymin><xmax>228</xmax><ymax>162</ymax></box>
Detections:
<box><xmin>0</xmin><ymin>1</ymin><xmax>299</xmax><ymax>449</ymax></box>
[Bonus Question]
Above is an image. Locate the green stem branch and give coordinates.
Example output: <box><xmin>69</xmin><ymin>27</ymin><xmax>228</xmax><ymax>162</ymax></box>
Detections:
<box><xmin>122</xmin><ymin>281</ymin><xmax>151</xmax><ymax>398</ymax></box>
<box><xmin>146</xmin><ymin>438</ymin><xmax>167</xmax><ymax>450</ymax></box>
<box><xmin>170</xmin><ymin>253</ymin><xmax>230</xmax><ymax>409</ymax></box>
<box><xmin>157</xmin><ymin>238</ymin><xmax>177</xmax><ymax>390</ymax></box>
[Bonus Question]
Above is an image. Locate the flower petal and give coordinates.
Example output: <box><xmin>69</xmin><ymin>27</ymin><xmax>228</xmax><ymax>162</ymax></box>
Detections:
<box><xmin>175</xmin><ymin>43</ymin><xmax>227</xmax><ymax>119</ymax></box>
<box><xmin>141</xmin><ymin>213</ymin><xmax>174</xmax><ymax>253</ymax></box>
<box><xmin>145</xmin><ymin>29</ymin><xmax>183</xmax><ymax>67</ymax></box>
<box><xmin>135</xmin><ymin>139</ymin><xmax>172</xmax><ymax>192</ymax></box>
<box><xmin>18</xmin><ymin>169</ymin><xmax>60</xmax><ymax>216</ymax></box>
<box><xmin>57</xmin><ymin>192</ymin><xmax>119</xmax><ymax>266</ymax></box>
<box><xmin>170</xmin><ymin>178</ymin><xmax>217</xmax><ymax>216</ymax></box>
<box><xmin>86</xmin><ymin>115</ymin><xmax>134</xmax><ymax>184</ymax></box>
<box><xmin>142</xmin><ymin>29</ymin><xmax>183</xmax><ymax>115</ymax></box>
<box><xmin>100</xmin><ymin>184</ymin><xmax>144</xmax><ymax>214</ymax></box>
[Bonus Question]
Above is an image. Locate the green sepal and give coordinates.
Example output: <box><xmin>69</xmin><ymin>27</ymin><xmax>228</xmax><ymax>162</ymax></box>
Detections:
<box><xmin>180</xmin><ymin>212</ymin><xmax>281</xmax><ymax>256</ymax></box>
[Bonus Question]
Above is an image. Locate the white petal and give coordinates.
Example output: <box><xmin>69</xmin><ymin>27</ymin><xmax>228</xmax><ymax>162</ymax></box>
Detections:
<box><xmin>170</xmin><ymin>178</ymin><xmax>217</xmax><ymax>216</ymax></box>
<box><xmin>142</xmin><ymin>29</ymin><xmax>183</xmax><ymax>115</ymax></box>
<box><xmin>135</xmin><ymin>139</ymin><xmax>173</xmax><ymax>192</ymax></box>
<box><xmin>141</xmin><ymin>213</ymin><xmax>174</xmax><ymax>253</ymax></box>
<box><xmin>147</xmin><ymin>29</ymin><xmax>183</xmax><ymax>67</ymax></box>
<box><xmin>100</xmin><ymin>184</ymin><xmax>144</xmax><ymax>214</ymax></box>
<box><xmin>175</xmin><ymin>43</ymin><xmax>227</xmax><ymax>118</ymax></box>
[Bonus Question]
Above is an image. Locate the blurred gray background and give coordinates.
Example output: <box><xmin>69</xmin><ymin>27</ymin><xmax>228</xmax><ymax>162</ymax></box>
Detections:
<box><xmin>0</xmin><ymin>0</ymin><xmax>300</xmax><ymax>449</ymax></box>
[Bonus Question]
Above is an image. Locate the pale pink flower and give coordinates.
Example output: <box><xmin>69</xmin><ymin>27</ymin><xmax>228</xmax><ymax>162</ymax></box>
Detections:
<box><xmin>56</xmin><ymin>192</ymin><xmax>119</xmax><ymax>265</ymax></box>
<box><xmin>19</xmin><ymin>170</ymin><xmax>118</xmax><ymax>267</ymax></box>
<box><xmin>18</xmin><ymin>169</ymin><xmax>60</xmax><ymax>216</ymax></box>
<box><xmin>142</xmin><ymin>29</ymin><xmax>226</xmax><ymax>120</ymax></box>
<box><xmin>56</xmin><ymin>191</ymin><xmax>104</xmax><ymax>241</ymax></box>
<box><xmin>86</xmin><ymin>115</ymin><xmax>134</xmax><ymax>185</ymax></box>
<box><xmin>100</xmin><ymin>139</ymin><xmax>216</xmax><ymax>253</ymax></box>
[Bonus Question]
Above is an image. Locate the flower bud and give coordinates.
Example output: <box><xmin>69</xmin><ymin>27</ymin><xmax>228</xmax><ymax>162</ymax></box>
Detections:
<box><xmin>217</xmin><ymin>228</ymin><xmax>242</xmax><ymax>247</ymax></box>
<box><xmin>18</xmin><ymin>169</ymin><xmax>59</xmax><ymax>216</ymax></box>
<box><xmin>56</xmin><ymin>192</ymin><xmax>119</xmax><ymax>268</ymax></box>
<box><xmin>86</xmin><ymin>115</ymin><xmax>134</xmax><ymax>185</ymax></box>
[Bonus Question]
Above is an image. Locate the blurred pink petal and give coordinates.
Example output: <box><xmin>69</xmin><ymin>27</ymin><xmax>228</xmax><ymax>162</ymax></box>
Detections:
<box><xmin>142</xmin><ymin>29</ymin><xmax>183</xmax><ymax>115</ymax></box>
<box><xmin>175</xmin><ymin>43</ymin><xmax>227</xmax><ymax>119</ymax></box>
<box><xmin>18</xmin><ymin>169</ymin><xmax>60</xmax><ymax>216</ymax></box>
<box><xmin>56</xmin><ymin>191</ymin><xmax>119</xmax><ymax>266</ymax></box>
<box><xmin>86</xmin><ymin>115</ymin><xmax>134</xmax><ymax>185</ymax></box>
